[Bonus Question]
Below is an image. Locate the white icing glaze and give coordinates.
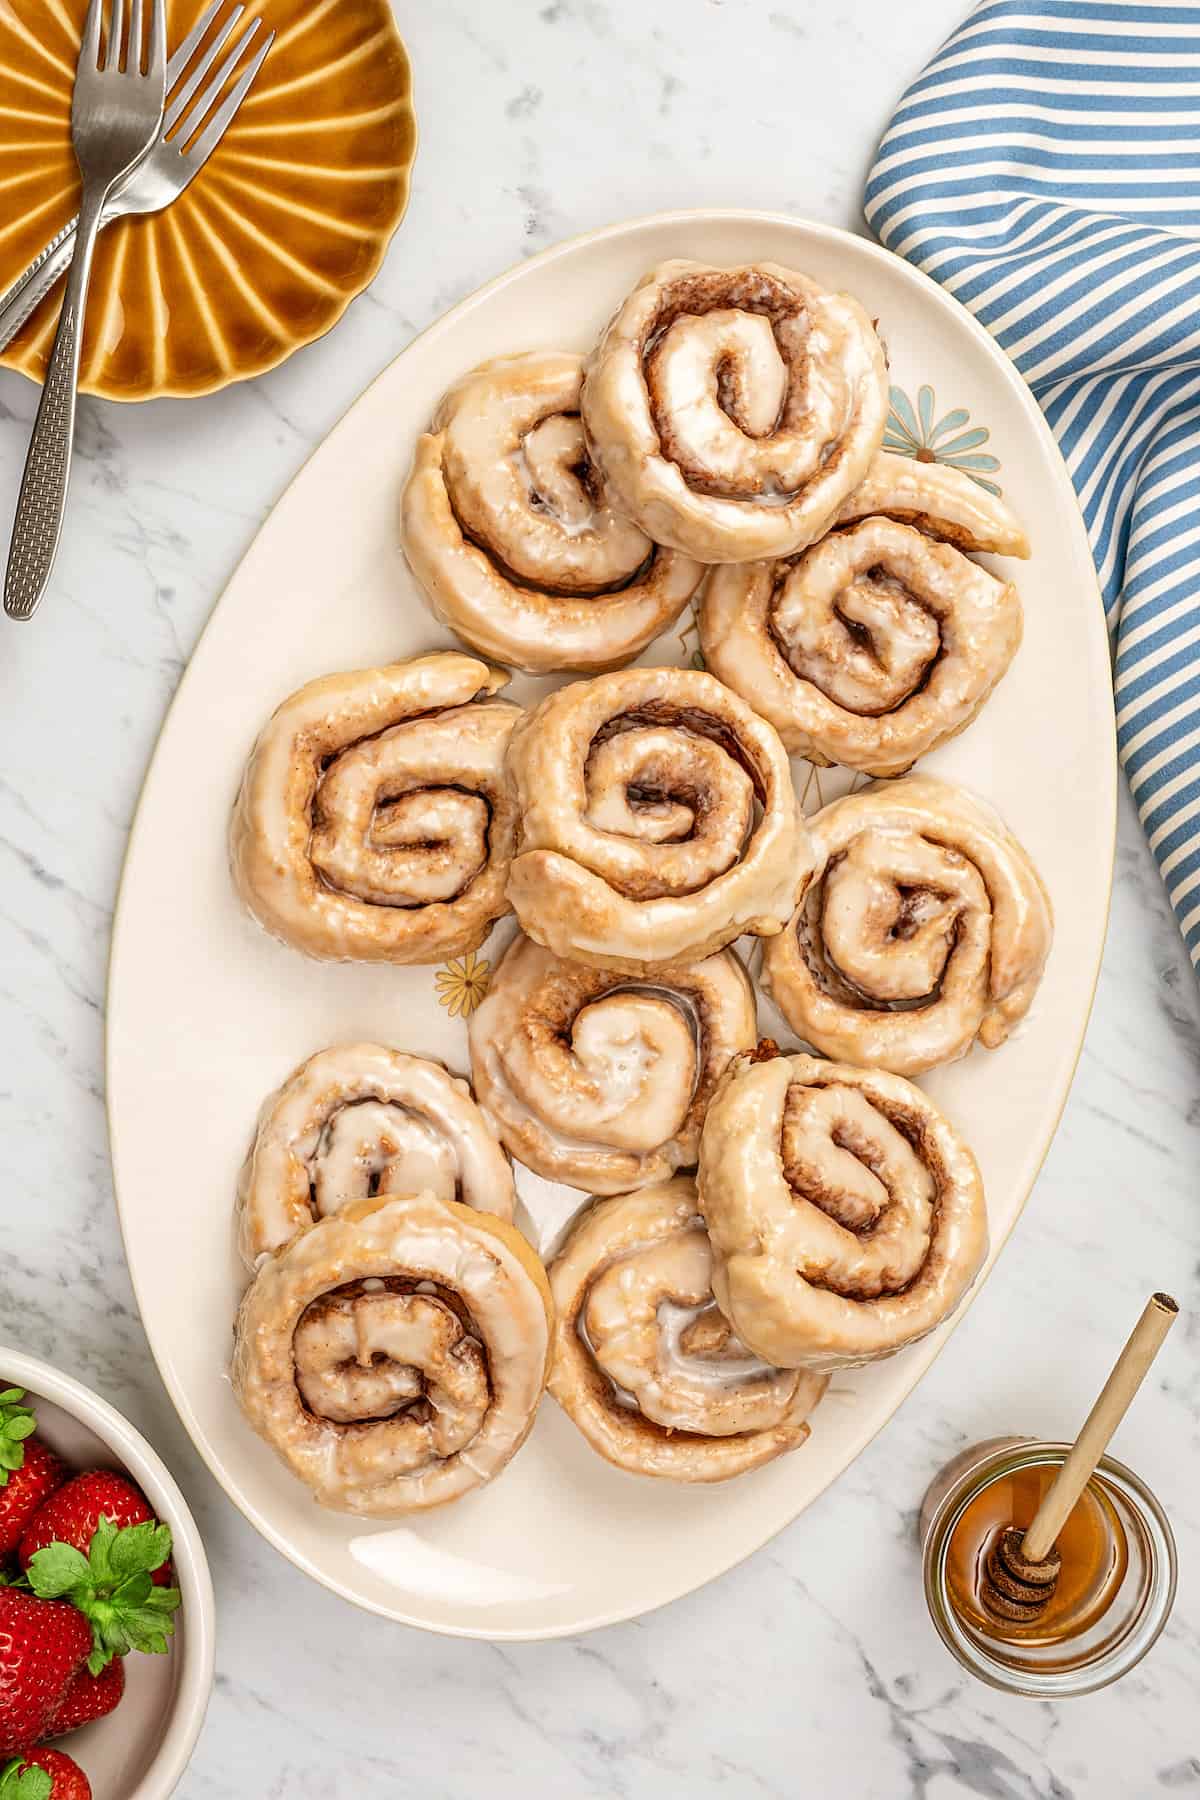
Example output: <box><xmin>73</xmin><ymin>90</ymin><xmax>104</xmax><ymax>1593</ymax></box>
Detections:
<box><xmin>505</xmin><ymin>665</ymin><xmax>812</xmax><ymax>973</ymax></box>
<box><xmin>400</xmin><ymin>352</ymin><xmax>703</xmax><ymax>674</ymax></box>
<box><xmin>762</xmin><ymin>776</ymin><xmax>1054</xmax><ymax>1077</ymax></box>
<box><xmin>701</xmin><ymin>475</ymin><xmax>1025</xmax><ymax>777</ymax></box>
<box><xmin>835</xmin><ymin>451</ymin><xmax>1031</xmax><ymax>558</ymax></box>
<box><xmin>469</xmin><ymin>933</ymin><xmax>756</xmax><ymax>1193</ymax></box>
<box><xmin>230</xmin><ymin>653</ymin><xmax>520</xmax><ymax>964</ymax></box>
<box><xmin>581</xmin><ymin>260</ymin><xmax>888</xmax><ymax>563</ymax></box>
<box><xmin>585</xmin><ymin>1238</ymin><xmax>792</xmax><ymax>1434</ymax></box>
<box><xmin>314</xmin><ymin>1103</ymin><xmax>459</xmax><ymax>1214</ymax></box>
<box><xmin>697</xmin><ymin>1053</ymin><xmax>988</xmax><ymax>1370</ymax></box>
<box><xmin>293</xmin><ymin>1289</ymin><xmax>476</xmax><ymax>1437</ymax></box>
<box><xmin>231</xmin><ymin>1192</ymin><xmax>552</xmax><ymax>1516</ymax></box>
<box><xmin>236</xmin><ymin>1044</ymin><xmax>515</xmax><ymax>1265</ymax></box>
<box><xmin>547</xmin><ymin>1178</ymin><xmax>826</xmax><ymax>1480</ymax></box>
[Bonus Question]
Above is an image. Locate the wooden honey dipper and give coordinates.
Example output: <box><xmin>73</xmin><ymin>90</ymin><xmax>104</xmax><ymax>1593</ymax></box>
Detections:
<box><xmin>981</xmin><ymin>1293</ymin><xmax>1179</xmax><ymax>1624</ymax></box>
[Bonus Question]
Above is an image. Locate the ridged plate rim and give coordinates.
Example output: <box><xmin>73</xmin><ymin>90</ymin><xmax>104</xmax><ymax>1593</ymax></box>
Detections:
<box><xmin>0</xmin><ymin>0</ymin><xmax>418</xmax><ymax>402</ymax></box>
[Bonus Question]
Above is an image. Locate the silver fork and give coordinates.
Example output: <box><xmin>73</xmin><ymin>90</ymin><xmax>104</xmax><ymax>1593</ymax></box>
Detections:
<box><xmin>4</xmin><ymin>0</ymin><xmax>167</xmax><ymax>621</ymax></box>
<box><xmin>0</xmin><ymin>2</ymin><xmax>274</xmax><ymax>354</ymax></box>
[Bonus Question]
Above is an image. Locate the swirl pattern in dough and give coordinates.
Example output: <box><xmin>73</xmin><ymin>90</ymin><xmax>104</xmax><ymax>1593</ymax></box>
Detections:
<box><xmin>762</xmin><ymin>777</ymin><xmax>1053</xmax><ymax>1076</ymax></box>
<box><xmin>700</xmin><ymin>456</ymin><xmax>1027</xmax><ymax>775</ymax></box>
<box><xmin>697</xmin><ymin>1051</ymin><xmax>987</xmax><ymax>1370</ymax></box>
<box><xmin>231</xmin><ymin>1193</ymin><xmax>552</xmax><ymax>1515</ymax></box>
<box><xmin>581</xmin><ymin>260</ymin><xmax>888</xmax><ymax>563</ymax></box>
<box><xmin>231</xmin><ymin>652</ymin><xmax>520</xmax><ymax>963</ymax></box>
<box><xmin>548</xmin><ymin>1178</ymin><xmax>826</xmax><ymax>1481</ymax></box>
<box><xmin>468</xmin><ymin>934</ymin><xmax>756</xmax><ymax>1194</ymax></box>
<box><xmin>237</xmin><ymin>1044</ymin><xmax>516</xmax><ymax>1266</ymax></box>
<box><xmin>504</xmin><ymin>666</ymin><xmax>812</xmax><ymax>973</ymax></box>
<box><xmin>401</xmin><ymin>352</ymin><xmax>704</xmax><ymax>673</ymax></box>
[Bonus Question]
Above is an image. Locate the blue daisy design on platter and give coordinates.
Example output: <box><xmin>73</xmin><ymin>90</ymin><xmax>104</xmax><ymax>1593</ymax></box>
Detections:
<box><xmin>883</xmin><ymin>384</ymin><xmax>1002</xmax><ymax>496</ymax></box>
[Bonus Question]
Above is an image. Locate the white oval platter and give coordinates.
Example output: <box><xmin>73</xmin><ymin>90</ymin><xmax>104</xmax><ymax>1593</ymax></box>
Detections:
<box><xmin>107</xmin><ymin>210</ymin><xmax>1115</xmax><ymax>1639</ymax></box>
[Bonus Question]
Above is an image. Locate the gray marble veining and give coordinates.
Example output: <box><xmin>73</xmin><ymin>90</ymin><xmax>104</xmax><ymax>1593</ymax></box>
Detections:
<box><xmin>0</xmin><ymin>2</ymin><xmax>1197</xmax><ymax>1795</ymax></box>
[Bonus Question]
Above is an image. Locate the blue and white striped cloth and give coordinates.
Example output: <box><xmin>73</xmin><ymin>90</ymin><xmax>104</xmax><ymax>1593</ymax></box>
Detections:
<box><xmin>865</xmin><ymin>0</ymin><xmax>1200</xmax><ymax>972</ymax></box>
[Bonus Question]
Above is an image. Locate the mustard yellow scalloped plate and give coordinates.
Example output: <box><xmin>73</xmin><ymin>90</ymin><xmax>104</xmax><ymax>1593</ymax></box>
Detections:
<box><xmin>0</xmin><ymin>0</ymin><xmax>416</xmax><ymax>400</ymax></box>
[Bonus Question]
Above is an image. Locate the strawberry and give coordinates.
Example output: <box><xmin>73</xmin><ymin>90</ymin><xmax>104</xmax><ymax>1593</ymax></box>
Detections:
<box><xmin>0</xmin><ymin>1451</ymin><xmax>66</xmax><ymax>1569</ymax></box>
<box><xmin>0</xmin><ymin>1589</ymin><xmax>90</xmax><ymax>1753</ymax></box>
<box><xmin>0</xmin><ymin>1394</ymin><xmax>65</xmax><ymax>1561</ymax></box>
<box><xmin>0</xmin><ymin>1748</ymin><xmax>92</xmax><ymax>1799</ymax></box>
<box><xmin>43</xmin><ymin>1659</ymin><xmax>124</xmax><ymax>1738</ymax></box>
<box><xmin>19</xmin><ymin>1475</ymin><xmax>170</xmax><ymax>1587</ymax></box>
<box><xmin>24</xmin><ymin>1515</ymin><xmax>179</xmax><ymax>1677</ymax></box>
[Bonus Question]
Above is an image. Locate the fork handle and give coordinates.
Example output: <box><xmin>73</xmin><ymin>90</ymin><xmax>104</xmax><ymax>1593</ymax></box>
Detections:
<box><xmin>4</xmin><ymin>186</ymin><xmax>108</xmax><ymax>622</ymax></box>
<box><xmin>0</xmin><ymin>216</ymin><xmax>82</xmax><ymax>355</ymax></box>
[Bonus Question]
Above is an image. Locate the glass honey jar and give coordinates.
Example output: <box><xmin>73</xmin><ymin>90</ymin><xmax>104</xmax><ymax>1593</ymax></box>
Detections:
<box><xmin>920</xmin><ymin>1438</ymin><xmax>1176</xmax><ymax>1697</ymax></box>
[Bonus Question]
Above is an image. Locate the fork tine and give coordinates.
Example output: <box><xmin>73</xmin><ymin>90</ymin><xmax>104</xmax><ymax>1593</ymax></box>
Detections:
<box><xmin>171</xmin><ymin>16</ymin><xmax>262</xmax><ymax>146</ymax></box>
<box><xmin>80</xmin><ymin>0</ymin><xmax>104</xmax><ymax>68</ymax></box>
<box><xmin>163</xmin><ymin>4</ymin><xmax>245</xmax><ymax>132</ymax></box>
<box><xmin>182</xmin><ymin>26</ymin><xmax>272</xmax><ymax>166</ymax></box>
<box><xmin>129</xmin><ymin>0</ymin><xmax>143</xmax><ymax>71</ymax></box>
<box><xmin>166</xmin><ymin>0</ymin><xmax>225</xmax><ymax>86</ymax></box>
<box><xmin>105</xmin><ymin>0</ymin><xmax>125</xmax><ymax>70</ymax></box>
<box><xmin>147</xmin><ymin>0</ymin><xmax>166</xmax><ymax>77</ymax></box>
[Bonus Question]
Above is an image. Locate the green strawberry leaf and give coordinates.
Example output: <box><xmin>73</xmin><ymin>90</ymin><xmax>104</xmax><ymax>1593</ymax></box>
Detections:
<box><xmin>0</xmin><ymin>1390</ymin><xmax>35</xmax><ymax>1488</ymax></box>
<box><xmin>26</xmin><ymin>1541</ymin><xmax>91</xmax><ymax>1597</ymax></box>
<box><xmin>87</xmin><ymin>1519</ymin><xmax>113</xmax><ymax>1589</ymax></box>
<box><xmin>116</xmin><ymin>1570</ymin><xmax>153</xmax><ymax>1609</ymax></box>
<box><xmin>104</xmin><ymin>1517</ymin><xmax>172</xmax><ymax>1582</ymax></box>
<box><xmin>28</xmin><ymin>1517</ymin><xmax>180</xmax><ymax>1671</ymax></box>
<box><xmin>0</xmin><ymin>1759</ymin><xmax>53</xmax><ymax>1800</ymax></box>
<box><xmin>127</xmin><ymin>1585</ymin><xmax>180</xmax><ymax>1623</ymax></box>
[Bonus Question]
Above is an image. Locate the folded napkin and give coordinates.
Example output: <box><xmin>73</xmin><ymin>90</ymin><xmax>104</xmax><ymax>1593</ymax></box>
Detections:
<box><xmin>865</xmin><ymin>0</ymin><xmax>1200</xmax><ymax>972</ymax></box>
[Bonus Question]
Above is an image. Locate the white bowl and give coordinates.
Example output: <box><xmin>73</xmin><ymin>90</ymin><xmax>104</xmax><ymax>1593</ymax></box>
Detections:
<box><xmin>0</xmin><ymin>1347</ymin><xmax>215</xmax><ymax>1799</ymax></box>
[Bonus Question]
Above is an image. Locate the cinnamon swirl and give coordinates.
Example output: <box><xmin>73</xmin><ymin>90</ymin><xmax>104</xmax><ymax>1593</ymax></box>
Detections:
<box><xmin>401</xmin><ymin>352</ymin><xmax>703</xmax><ymax>673</ymax></box>
<box><xmin>468</xmin><ymin>934</ymin><xmax>756</xmax><ymax>1193</ymax></box>
<box><xmin>230</xmin><ymin>652</ymin><xmax>520</xmax><ymax>963</ymax></box>
<box><xmin>237</xmin><ymin>1044</ymin><xmax>516</xmax><ymax>1265</ymax></box>
<box><xmin>504</xmin><ymin>665</ymin><xmax>812</xmax><ymax>972</ymax></box>
<box><xmin>548</xmin><ymin>1179</ymin><xmax>826</xmax><ymax>1481</ymax></box>
<box><xmin>762</xmin><ymin>777</ymin><xmax>1052</xmax><ymax>1076</ymax></box>
<box><xmin>697</xmin><ymin>1051</ymin><xmax>987</xmax><ymax>1370</ymax></box>
<box><xmin>232</xmin><ymin>1193</ymin><xmax>552</xmax><ymax>1515</ymax></box>
<box><xmin>700</xmin><ymin>457</ymin><xmax>1027</xmax><ymax>775</ymax></box>
<box><xmin>581</xmin><ymin>260</ymin><xmax>888</xmax><ymax>562</ymax></box>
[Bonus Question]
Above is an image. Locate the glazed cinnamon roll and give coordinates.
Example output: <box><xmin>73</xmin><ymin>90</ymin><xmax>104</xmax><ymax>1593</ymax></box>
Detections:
<box><xmin>581</xmin><ymin>261</ymin><xmax>888</xmax><ymax>563</ymax></box>
<box><xmin>762</xmin><ymin>777</ymin><xmax>1053</xmax><ymax>1077</ymax></box>
<box><xmin>834</xmin><ymin>451</ymin><xmax>1031</xmax><ymax>556</ymax></box>
<box><xmin>401</xmin><ymin>353</ymin><xmax>704</xmax><ymax>673</ymax></box>
<box><xmin>697</xmin><ymin>1052</ymin><xmax>987</xmax><ymax>1370</ymax></box>
<box><xmin>504</xmin><ymin>666</ymin><xmax>812</xmax><ymax>972</ymax></box>
<box><xmin>548</xmin><ymin>1179</ymin><xmax>826</xmax><ymax>1481</ymax></box>
<box><xmin>237</xmin><ymin>1044</ymin><xmax>516</xmax><ymax>1266</ymax></box>
<box><xmin>231</xmin><ymin>1193</ymin><xmax>552</xmax><ymax>1515</ymax></box>
<box><xmin>231</xmin><ymin>653</ymin><xmax>520</xmax><ymax>963</ymax></box>
<box><xmin>468</xmin><ymin>935</ymin><xmax>756</xmax><ymax>1194</ymax></box>
<box><xmin>700</xmin><ymin>457</ymin><xmax>1027</xmax><ymax>776</ymax></box>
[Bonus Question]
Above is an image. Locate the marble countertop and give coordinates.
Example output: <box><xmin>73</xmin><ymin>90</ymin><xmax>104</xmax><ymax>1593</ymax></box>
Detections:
<box><xmin>1</xmin><ymin>2</ymin><xmax>1197</xmax><ymax>1794</ymax></box>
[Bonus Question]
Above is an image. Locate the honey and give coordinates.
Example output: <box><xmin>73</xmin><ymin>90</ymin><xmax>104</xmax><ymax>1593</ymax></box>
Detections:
<box><xmin>946</xmin><ymin>1462</ymin><xmax>1128</xmax><ymax>1646</ymax></box>
<box><xmin>921</xmin><ymin>1440</ymin><xmax>1175</xmax><ymax>1696</ymax></box>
